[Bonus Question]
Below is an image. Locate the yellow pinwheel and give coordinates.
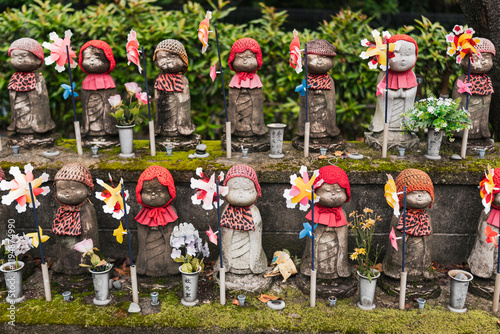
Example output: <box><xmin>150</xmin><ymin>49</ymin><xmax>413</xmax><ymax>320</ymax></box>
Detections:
<box><xmin>445</xmin><ymin>25</ymin><xmax>481</xmax><ymax>64</ymax></box>
<box><xmin>26</xmin><ymin>226</ymin><xmax>50</xmax><ymax>248</ymax></box>
<box><xmin>113</xmin><ymin>222</ymin><xmax>128</xmax><ymax>244</ymax></box>
<box><xmin>385</xmin><ymin>174</ymin><xmax>400</xmax><ymax>217</ymax></box>
<box><xmin>480</xmin><ymin>164</ymin><xmax>496</xmax><ymax>214</ymax></box>
<box><xmin>95</xmin><ymin>178</ymin><xmax>129</xmax><ymax>220</ymax></box>
<box><xmin>283</xmin><ymin>166</ymin><xmax>322</xmax><ymax>211</ymax></box>
<box><xmin>359</xmin><ymin>30</ymin><xmax>396</xmax><ymax>70</ymax></box>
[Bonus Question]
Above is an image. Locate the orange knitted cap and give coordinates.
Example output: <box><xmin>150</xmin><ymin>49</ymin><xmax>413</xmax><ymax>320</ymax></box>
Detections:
<box><xmin>54</xmin><ymin>163</ymin><xmax>94</xmax><ymax>190</ymax></box>
<box><xmin>395</xmin><ymin>168</ymin><xmax>434</xmax><ymax>208</ymax></box>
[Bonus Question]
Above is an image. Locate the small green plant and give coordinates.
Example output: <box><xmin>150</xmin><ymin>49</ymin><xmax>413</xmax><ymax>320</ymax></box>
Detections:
<box><xmin>73</xmin><ymin>238</ymin><xmax>112</xmax><ymax>272</ymax></box>
<box><xmin>349</xmin><ymin>208</ymin><xmax>383</xmax><ymax>282</ymax></box>
<box><xmin>401</xmin><ymin>94</ymin><xmax>471</xmax><ymax>141</ymax></box>
<box><xmin>109</xmin><ymin>82</ymin><xmax>146</xmax><ymax>126</ymax></box>
<box><xmin>170</xmin><ymin>222</ymin><xmax>210</xmax><ymax>273</ymax></box>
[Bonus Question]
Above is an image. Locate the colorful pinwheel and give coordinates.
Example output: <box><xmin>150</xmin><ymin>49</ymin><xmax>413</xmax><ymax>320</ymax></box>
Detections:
<box><xmin>190</xmin><ymin>167</ymin><xmax>228</xmax><ymax>210</ymax></box>
<box><xmin>457</xmin><ymin>79</ymin><xmax>472</xmax><ymax>95</ymax></box>
<box><xmin>385</xmin><ymin>174</ymin><xmax>400</xmax><ymax>217</ymax></box>
<box><xmin>42</xmin><ymin>30</ymin><xmax>77</xmax><ymax>72</ymax></box>
<box><xmin>283</xmin><ymin>166</ymin><xmax>322</xmax><ymax>211</ymax></box>
<box><xmin>206</xmin><ymin>225</ymin><xmax>218</xmax><ymax>245</ymax></box>
<box><xmin>295</xmin><ymin>79</ymin><xmax>310</xmax><ymax>97</ymax></box>
<box><xmin>197</xmin><ymin>11</ymin><xmax>212</xmax><ymax>54</ymax></box>
<box><xmin>126</xmin><ymin>29</ymin><xmax>142</xmax><ymax>73</ymax></box>
<box><xmin>289</xmin><ymin>29</ymin><xmax>303</xmax><ymax>74</ymax></box>
<box><xmin>389</xmin><ymin>227</ymin><xmax>398</xmax><ymax>251</ymax></box>
<box><xmin>299</xmin><ymin>222</ymin><xmax>317</xmax><ymax>239</ymax></box>
<box><xmin>485</xmin><ymin>225</ymin><xmax>498</xmax><ymax>248</ymax></box>
<box><xmin>445</xmin><ymin>25</ymin><xmax>481</xmax><ymax>64</ymax></box>
<box><xmin>113</xmin><ymin>222</ymin><xmax>128</xmax><ymax>244</ymax></box>
<box><xmin>61</xmin><ymin>82</ymin><xmax>78</xmax><ymax>100</ymax></box>
<box><xmin>209</xmin><ymin>64</ymin><xmax>217</xmax><ymax>82</ymax></box>
<box><xmin>95</xmin><ymin>177</ymin><xmax>130</xmax><ymax>220</ymax></box>
<box><xmin>26</xmin><ymin>226</ymin><xmax>49</xmax><ymax>248</ymax></box>
<box><xmin>480</xmin><ymin>165</ymin><xmax>496</xmax><ymax>214</ymax></box>
<box><xmin>0</xmin><ymin>164</ymin><xmax>50</xmax><ymax>213</ymax></box>
<box><xmin>359</xmin><ymin>30</ymin><xmax>396</xmax><ymax>71</ymax></box>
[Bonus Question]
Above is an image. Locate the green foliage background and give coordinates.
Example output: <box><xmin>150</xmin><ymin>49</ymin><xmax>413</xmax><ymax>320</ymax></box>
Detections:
<box><xmin>0</xmin><ymin>0</ymin><xmax>459</xmax><ymax>140</ymax></box>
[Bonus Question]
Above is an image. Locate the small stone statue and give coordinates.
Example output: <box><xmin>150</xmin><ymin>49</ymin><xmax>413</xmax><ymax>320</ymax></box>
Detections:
<box><xmin>153</xmin><ymin>39</ymin><xmax>199</xmax><ymax>150</ymax></box>
<box><xmin>215</xmin><ymin>165</ymin><xmax>269</xmax><ymax>291</ymax></box>
<box><xmin>301</xmin><ymin>165</ymin><xmax>350</xmax><ymax>279</ymax></box>
<box><xmin>51</xmin><ymin>163</ymin><xmax>99</xmax><ymax>274</ymax></box>
<box><xmin>383</xmin><ymin>168</ymin><xmax>434</xmax><ymax>280</ymax></box>
<box><xmin>452</xmin><ymin>38</ymin><xmax>495</xmax><ymax>148</ymax></box>
<box><xmin>225</xmin><ymin>38</ymin><xmax>268</xmax><ymax>152</ymax></box>
<box><xmin>365</xmin><ymin>34</ymin><xmax>419</xmax><ymax>150</ymax></box>
<box><xmin>293</xmin><ymin>39</ymin><xmax>342</xmax><ymax>152</ymax></box>
<box><xmin>79</xmin><ymin>40</ymin><xmax>118</xmax><ymax>145</ymax></box>
<box><xmin>468</xmin><ymin>167</ymin><xmax>500</xmax><ymax>279</ymax></box>
<box><xmin>7</xmin><ymin>38</ymin><xmax>56</xmax><ymax>146</ymax></box>
<box><xmin>135</xmin><ymin>166</ymin><xmax>179</xmax><ymax>276</ymax></box>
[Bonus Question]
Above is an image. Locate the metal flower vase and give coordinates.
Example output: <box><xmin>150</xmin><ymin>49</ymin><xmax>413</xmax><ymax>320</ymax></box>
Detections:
<box><xmin>116</xmin><ymin>124</ymin><xmax>135</xmax><ymax>158</ymax></box>
<box><xmin>357</xmin><ymin>269</ymin><xmax>380</xmax><ymax>310</ymax></box>
<box><xmin>425</xmin><ymin>128</ymin><xmax>443</xmax><ymax>160</ymax></box>
<box><xmin>267</xmin><ymin>123</ymin><xmax>286</xmax><ymax>158</ymax></box>
<box><xmin>447</xmin><ymin>270</ymin><xmax>473</xmax><ymax>313</ymax></box>
<box><xmin>179</xmin><ymin>266</ymin><xmax>201</xmax><ymax>306</ymax></box>
<box><xmin>0</xmin><ymin>261</ymin><xmax>25</xmax><ymax>304</ymax></box>
<box><xmin>90</xmin><ymin>264</ymin><xmax>113</xmax><ymax>306</ymax></box>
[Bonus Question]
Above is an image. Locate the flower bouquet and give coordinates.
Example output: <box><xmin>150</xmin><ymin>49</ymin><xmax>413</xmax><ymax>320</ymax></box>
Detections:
<box><xmin>1</xmin><ymin>234</ymin><xmax>33</xmax><ymax>270</ymax></box>
<box><xmin>74</xmin><ymin>238</ymin><xmax>112</xmax><ymax>272</ymax></box>
<box><xmin>170</xmin><ymin>222</ymin><xmax>210</xmax><ymax>273</ymax></box>
<box><xmin>109</xmin><ymin>82</ymin><xmax>147</xmax><ymax>126</ymax></box>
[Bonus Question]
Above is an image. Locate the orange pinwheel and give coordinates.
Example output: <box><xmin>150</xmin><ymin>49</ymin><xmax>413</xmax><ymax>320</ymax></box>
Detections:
<box><xmin>359</xmin><ymin>30</ymin><xmax>396</xmax><ymax>71</ymax></box>
<box><xmin>283</xmin><ymin>166</ymin><xmax>323</xmax><ymax>211</ymax></box>
<box><xmin>445</xmin><ymin>25</ymin><xmax>481</xmax><ymax>64</ymax></box>
<box><xmin>384</xmin><ymin>174</ymin><xmax>400</xmax><ymax>217</ymax></box>
<box><xmin>197</xmin><ymin>11</ymin><xmax>212</xmax><ymax>54</ymax></box>
<box><xmin>479</xmin><ymin>165</ymin><xmax>496</xmax><ymax>214</ymax></box>
<box><xmin>485</xmin><ymin>225</ymin><xmax>498</xmax><ymax>248</ymax></box>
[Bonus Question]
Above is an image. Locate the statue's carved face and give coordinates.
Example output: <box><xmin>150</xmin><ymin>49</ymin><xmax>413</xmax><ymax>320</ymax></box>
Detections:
<box><xmin>406</xmin><ymin>190</ymin><xmax>432</xmax><ymax>209</ymax></box>
<box><xmin>316</xmin><ymin>183</ymin><xmax>347</xmax><ymax>208</ymax></box>
<box><xmin>155</xmin><ymin>51</ymin><xmax>185</xmax><ymax>73</ymax></box>
<box><xmin>462</xmin><ymin>53</ymin><xmax>493</xmax><ymax>74</ymax></box>
<box><xmin>81</xmin><ymin>46</ymin><xmax>110</xmax><ymax>74</ymax></box>
<box><xmin>10</xmin><ymin>49</ymin><xmax>41</xmax><ymax>72</ymax></box>
<box><xmin>141</xmin><ymin>178</ymin><xmax>171</xmax><ymax>207</ymax></box>
<box><xmin>232</xmin><ymin>50</ymin><xmax>259</xmax><ymax>73</ymax></box>
<box><xmin>303</xmin><ymin>54</ymin><xmax>334</xmax><ymax>74</ymax></box>
<box><xmin>55</xmin><ymin>180</ymin><xmax>90</xmax><ymax>206</ymax></box>
<box><xmin>225</xmin><ymin>177</ymin><xmax>257</xmax><ymax>207</ymax></box>
<box><xmin>389</xmin><ymin>40</ymin><xmax>416</xmax><ymax>72</ymax></box>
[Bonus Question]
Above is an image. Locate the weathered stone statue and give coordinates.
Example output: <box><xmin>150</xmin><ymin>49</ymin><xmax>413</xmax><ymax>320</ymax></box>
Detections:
<box><xmin>153</xmin><ymin>39</ymin><xmax>199</xmax><ymax>150</ymax></box>
<box><xmin>7</xmin><ymin>38</ymin><xmax>56</xmax><ymax>147</ymax></box>
<box><xmin>224</xmin><ymin>38</ymin><xmax>268</xmax><ymax>152</ymax></box>
<box><xmin>292</xmin><ymin>39</ymin><xmax>342</xmax><ymax>152</ymax></box>
<box><xmin>452</xmin><ymin>38</ymin><xmax>495</xmax><ymax>148</ymax></box>
<box><xmin>365</xmin><ymin>34</ymin><xmax>419</xmax><ymax>150</ymax></box>
<box><xmin>135</xmin><ymin>165</ymin><xmax>179</xmax><ymax>276</ymax></box>
<box><xmin>383</xmin><ymin>168</ymin><xmax>434</xmax><ymax>280</ymax></box>
<box><xmin>215</xmin><ymin>165</ymin><xmax>270</xmax><ymax>291</ymax></box>
<box><xmin>0</xmin><ymin>168</ymin><xmax>10</xmax><ymax>241</ymax></box>
<box><xmin>51</xmin><ymin>163</ymin><xmax>99</xmax><ymax>274</ymax></box>
<box><xmin>79</xmin><ymin>40</ymin><xmax>118</xmax><ymax>146</ymax></box>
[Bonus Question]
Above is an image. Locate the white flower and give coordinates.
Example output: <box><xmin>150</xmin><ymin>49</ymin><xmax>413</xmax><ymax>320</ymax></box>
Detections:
<box><xmin>202</xmin><ymin>242</ymin><xmax>210</xmax><ymax>258</ymax></box>
<box><xmin>170</xmin><ymin>237</ymin><xmax>184</xmax><ymax>249</ymax></box>
<box><xmin>428</xmin><ymin>106</ymin><xmax>435</xmax><ymax>114</ymax></box>
<box><xmin>171</xmin><ymin>248</ymin><xmax>181</xmax><ymax>260</ymax></box>
<box><xmin>371</xmin><ymin>29</ymin><xmax>381</xmax><ymax>37</ymax></box>
<box><xmin>186</xmin><ymin>242</ymin><xmax>197</xmax><ymax>257</ymax></box>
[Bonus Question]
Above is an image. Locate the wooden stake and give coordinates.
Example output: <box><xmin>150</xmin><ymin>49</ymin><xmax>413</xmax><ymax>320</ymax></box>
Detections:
<box><xmin>310</xmin><ymin>269</ymin><xmax>317</xmax><ymax>307</ymax></box>
<box><xmin>226</xmin><ymin>122</ymin><xmax>232</xmax><ymax>158</ymax></box>
<box><xmin>399</xmin><ymin>270</ymin><xmax>407</xmax><ymax>310</ymax></box>
<box><xmin>220</xmin><ymin>266</ymin><xmax>226</xmax><ymax>305</ymax></box>
<box><xmin>74</xmin><ymin>121</ymin><xmax>83</xmax><ymax>156</ymax></box>
<box><xmin>42</xmin><ymin>263</ymin><xmax>52</xmax><ymax>301</ymax></box>
<box><xmin>493</xmin><ymin>273</ymin><xmax>500</xmax><ymax>312</ymax></box>
<box><xmin>382</xmin><ymin>123</ymin><xmax>389</xmax><ymax>158</ymax></box>
<box><xmin>149</xmin><ymin>121</ymin><xmax>156</xmax><ymax>157</ymax></box>
<box><xmin>130</xmin><ymin>265</ymin><xmax>139</xmax><ymax>304</ymax></box>
<box><xmin>304</xmin><ymin>122</ymin><xmax>310</xmax><ymax>158</ymax></box>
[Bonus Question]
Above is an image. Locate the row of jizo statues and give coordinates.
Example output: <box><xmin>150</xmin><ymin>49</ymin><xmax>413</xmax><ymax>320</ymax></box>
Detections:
<box><xmin>0</xmin><ymin>163</ymin><xmax>496</xmax><ymax>294</ymax></box>
<box><xmin>6</xmin><ymin>34</ymin><xmax>496</xmax><ymax>152</ymax></box>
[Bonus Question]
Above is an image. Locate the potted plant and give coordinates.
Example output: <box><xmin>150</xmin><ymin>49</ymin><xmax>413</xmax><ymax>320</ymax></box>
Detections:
<box><xmin>349</xmin><ymin>208</ymin><xmax>383</xmax><ymax>310</ymax></box>
<box><xmin>109</xmin><ymin>82</ymin><xmax>146</xmax><ymax>158</ymax></box>
<box><xmin>0</xmin><ymin>234</ymin><xmax>34</xmax><ymax>303</ymax></box>
<box><xmin>74</xmin><ymin>238</ymin><xmax>113</xmax><ymax>306</ymax></box>
<box><xmin>401</xmin><ymin>95</ymin><xmax>471</xmax><ymax>160</ymax></box>
<box><xmin>170</xmin><ymin>222</ymin><xmax>210</xmax><ymax>306</ymax></box>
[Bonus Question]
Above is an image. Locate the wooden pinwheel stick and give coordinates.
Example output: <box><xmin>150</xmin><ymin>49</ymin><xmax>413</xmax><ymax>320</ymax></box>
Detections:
<box><xmin>399</xmin><ymin>186</ymin><xmax>408</xmax><ymax>310</ymax></box>
<box><xmin>461</xmin><ymin>57</ymin><xmax>472</xmax><ymax>159</ymax></box>
<box><xmin>141</xmin><ymin>46</ymin><xmax>156</xmax><ymax>157</ymax></box>
<box><xmin>310</xmin><ymin>183</ymin><xmax>316</xmax><ymax>307</ymax></box>
<box><xmin>382</xmin><ymin>42</ymin><xmax>390</xmax><ymax>158</ymax></box>
<box><xmin>216</xmin><ymin>178</ymin><xmax>226</xmax><ymax>305</ymax></box>
<box><xmin>304</xmin><ymin>44</ymin><xmax>310</xmax><ymax>158</ymax></box>
<box><xmin>494</xmin><ymin>227</ymin><xmax>500</xmax><ymax>312</ymax></box>
<box><xmin>214</xmin><ymin>24</ymin><xmax>231</xmax><ymax>159</ymax></box>
<box><xmin>65</xmin><ymin>45</ymin><xmax>83</xmax><ymax>156</ymax></box>
<box><xmin>28</xmin><ymin>182</ymin><xmax>51</xmax><ymax>302</ymax></box>
<box><xmin>120</xmin><ymin>184</ymin><xmax>139</xmax><ymax>304</ymax></box>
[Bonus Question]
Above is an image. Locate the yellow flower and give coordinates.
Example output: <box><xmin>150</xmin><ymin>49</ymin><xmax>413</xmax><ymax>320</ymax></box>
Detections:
<box><xmin>363</xmin><ymin>208</ymin><xmax>373</xmax><ymax>214</ymax></box>
<box><xmin>355</xmin><ymin>248</ymin><xmax>366</xmax><ymax>255</ymax></box>
<box><xmin>350</xmin><ymin>252</ymin><xmax>359</xmax><ymax>260</ymax></box>
<box><xmin>362</xmin><ymin>218</ymin><xmax>375</xmax><ymax>230</ymax></box>
<box><xmin>349</xmin><ymin>211</ymin><xmax>356</xmax><ymax>218</ymax></box>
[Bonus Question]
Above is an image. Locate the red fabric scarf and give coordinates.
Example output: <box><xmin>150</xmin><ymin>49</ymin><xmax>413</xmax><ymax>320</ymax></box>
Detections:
<box><xmin>236</xmin><ymin>71</ymin><xmax>256</xmax><ymax>85</ymax></box>
<box><xmin>307</xmin><ymin>73</ymin><xmax>331</xmax><ymax>90</ymax></box>
<box><xmin>82</xmin><ymin>73</ymin><xmax>116</xmax><ymax>90</ymax></box>
<box><xmin>52</xmin><ymin>203</ymin><xmax>85</xmax><ymax>236</ymax></box>
<box><xmin>135</xmin><ymin>205</ymin><xmax>178</xmax><ymax>227</ymax></box>
<box><xmin>379</xmin><ymin>70</ymin><xmax>417</xmax><ymax>92</ymax></box>
<box><xmin>305</xmin><ymin>204</ymin><xmax>347</xmax><ymax>227</ymax></box>
<box><xmin>487</xmin><ymin>204</ymin><xmax>500</xmax><ymax>228</ymax></box>
<box><xmin>220</xmin><ymin>205</ymin><xmax>255</xmax><ymax>231</ymax></box>
<box><xmin>397</xmin><ymin>209</ymin><xmax>431</xmax><ymax>237</ymax></box>
<box><xmin>8</xmin><ymin>72</ymin><xmax>36</xmax><ymax>91</ymax></box>
<box><xmin>465</xmin><ymin>73</ymin><xmax>494</xmax><ymax>95</ymax></box>
<box><xmin>154</xmin><ymin>73</ymin><xmax>184</xmax><ymax>92</ymax></box>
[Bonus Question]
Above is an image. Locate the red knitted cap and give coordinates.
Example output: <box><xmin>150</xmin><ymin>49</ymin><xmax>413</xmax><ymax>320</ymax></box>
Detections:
<box><xmin>54</xmin><ymin>163</ymin><xmax>94</xmax><ymax>190</ymax></box>
<box><xmin>224</xmin><ymin>165</ymin><xmax>261</xmax><ymax>197</ymax></box>
<box><xmin>388</xmin><ymin>34</ymin><xmax>418</xmax><ymax>59</ymax></box>
<box><xmin>0</xmin><ymin>167</ymin><xmax>5</xmax><ymax>181</ymax></box>
<box><xmin>396</xmin><ymin>169</ymin><xmax>434</xmax><ymax>208</ymax></box>
<box><xmin>228</xmin><ymin>38</ymin><xmax>263</xmax><ymax>72</ymax></box>
<box><xmin>136</xmin><ymin>165</ymin><xmax>176</xmax><ymax>207</ymax></box>
<box><xmin>8</xmin><ymin>38</ymin><xmax>44</xmax><ymax>61</ymax></box>
<box><xmin>78</xmin><ymin>40</ymin><xmax>116</xmax><ymax>74</ymax></box>
<box><xmin>476</xmin><ymin>38</ymin><xmax>496</xmax><ymax>56</ymax></box>
<box><xmin>314</xmin><ymin>165</ymin><xmax>350</xmax><ymax>203</ymax></box>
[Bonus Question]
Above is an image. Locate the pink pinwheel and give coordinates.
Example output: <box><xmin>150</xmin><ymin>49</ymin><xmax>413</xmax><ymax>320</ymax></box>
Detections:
<box><xmin>190</xmin><ymin>167</ymin><xmax>228</xmax><ymax>210</ymax></box>
<box><xmin>0</xmin><ymin>163</ymin><xmax>50</xmax><ymax>213</ymax></box>
<box><xmin>283</xmin><ymin>166</ymin><xmax>323</xmax><ymax>211</ymax></box>
<box><xmin>42</xmin><ymin>30</ymin><xmax>77</xmax><ymax>73</ymax></box>
<box><xmin>485</xmin><ymin>225</ymin><xmax>498</xmax><ymax>248</ymax></box>
<box><xmin>457</xmin><ymin>79</ymin><xmax>472</xmax><ymax>95</ymax></box>
<box><xmin>389</xmin><ymin>227</ymin><xmax>398</xmax><ymax>251</ymax></box>
<box><xmin>289</xmin><ymin>29</ymin><xmax>303</xmax><ymax>74</ymax></box>
<box><xmin>210</xmin><ymin>64</ymin><xmax>217</xmax><ymax>82</ymax></box>
<box><xmin>206</xmin><ymin>225</ymin><xmax>218</xmax><ymax>245</ymax></box>
<box><xmin>126</xmin><ymin>29</ymin><xmax>142</xmax><ymax>74</ymax></box>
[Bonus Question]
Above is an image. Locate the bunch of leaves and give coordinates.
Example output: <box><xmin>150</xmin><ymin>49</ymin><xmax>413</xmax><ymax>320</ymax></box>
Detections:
<box><xmin>401</xmin><ymin>94</ymin><xmax>471</xmax><ymax>141</ymax></box>
<box><xmin>108</xmin><ymin>83</ymin><xmax>147</xmax><ymax>126</ymax></box>
<box><xmin>349</xmin><ymin>208</ymin><xmax>383</xmax><ymax>282</ymax></box>
<box><xmin>78</xmin><ymin>247</ymin><xmax>110</xmax><ymax>272</ymax></box>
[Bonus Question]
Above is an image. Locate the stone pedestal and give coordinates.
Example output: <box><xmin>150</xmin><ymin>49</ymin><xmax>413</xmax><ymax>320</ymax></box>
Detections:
<box><xmin>156</xmin><ymin>134</ymin><xmax>201</xmax><ymax>152</ymax></box>
<box><xmin>292</xmin><ymin>135</ymin><xmax>344</xmax><ymax>153</ymax></box>
<box><xmin>221</xmin><ymin>134</ymin><xmax>270</xmax><ymax>152</ymax></box>
<box><xmin>7</xmin><ymin>132</ymin><xmax>60</xmax><ymax>148</ymax></box>
<box><xmin>296</xmin><ymin>273</ymin><xmax>357</xmax><ymax>298</ymax></box>
<box><xmin>364</xmin><ymin>131</ymin><xmax>419</xmax><ymax>151</ymax></box>
<box><xmin>378</xmin><ymin>274</ymin><xmax>441</xmax><ymax>299</ymax></box>
<box><xmin>214</xmin><ymin>269</ymin><xmax>272</xmax><ymax>293</ymax></box>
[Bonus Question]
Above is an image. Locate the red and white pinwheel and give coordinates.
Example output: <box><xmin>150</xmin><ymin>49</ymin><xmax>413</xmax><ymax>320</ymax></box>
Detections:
<box><xmin>95</xmin><ymin>176</ymin><xmax>130</xmax><ymax>220</ymax></box>
<box><xmin>0</xmin><ymin>164</ymin><xmax>50</xmax><ymax>213</ymax></box>
<box><xmin>126</xmin><ymin>29</ymin><xmax>142</xmax><ymax>74</ymax></box>
<box><xmin>359</xmin><ymin>30</ymin><xmax>396</xmax><ymax>71</ymax></box>
<box><xmin>42</xmin><ymin>30</ymin><xmax>77</xmax><ymax>73</ymax></box>
<box><xmin>289</xmin><ymin>29</ymin><xmax>303</xmax><ymax>74</ymax></box>
<box><xmin>446</xmin><ymin>25</ymin><xmax>481</xmax><ymax>64</ymax></box>
<box><xmin>190</xmin><ymin>167</ymin><xmax>228</xmax><ymax>210</ymax></box>
<box><xmin>389</xmin><ymin>227</ymin><xmax>399</xmax><ymax>251</ymax></box>
<box><xmin>283</xmin><ymin>166</ymin><xmax>322</xmax><ymax>211</ymax></box>
<box><xmin>480</xmin><ymin>165</ymin><xmax>496</xmax><ymax>214</ymax></box>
